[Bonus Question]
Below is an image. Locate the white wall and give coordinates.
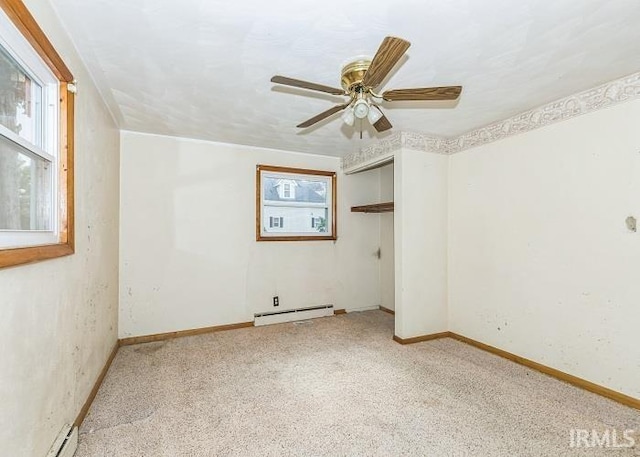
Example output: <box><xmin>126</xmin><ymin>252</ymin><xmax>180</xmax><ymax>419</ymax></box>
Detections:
<box><xmin>379</xmin><ymin>163</ymin><xmax>394</xmax><ymax>311</ymax></box>
<box><xmin>395</xmin><ymin>149</ymin><xmax>448</xmax><ymax>338</ymax></box>
<box><xmin>119</xmin><ymin>132</ymin><xmax>381</xmax><ymax>337</ymax></box>
<box><xmin>449</xmin><ymin>99</ymin><xmax>640</xmax><ymax>398</ymax></box>
<box><xmin>0</xmin><ymin>1</ymin><xmax>120</xmax><ymax>455</ymax></box>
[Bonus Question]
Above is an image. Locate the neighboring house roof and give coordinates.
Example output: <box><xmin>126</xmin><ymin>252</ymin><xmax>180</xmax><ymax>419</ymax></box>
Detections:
<box><xmin>264</xmin><ymin>177</ymin><xmax>326</xmax><ymax>203</ymax></box>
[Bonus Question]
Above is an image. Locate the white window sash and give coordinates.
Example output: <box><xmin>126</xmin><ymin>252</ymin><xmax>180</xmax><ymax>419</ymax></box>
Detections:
<box><xmin>0</xmin><ymin>8</ymin><xmax>60</xmax><ymax>249</ymax></box>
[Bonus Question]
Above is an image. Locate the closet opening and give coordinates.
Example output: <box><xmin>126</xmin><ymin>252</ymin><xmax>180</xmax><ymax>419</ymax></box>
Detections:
<box><xmin>349</xmin><ymin>160</ymin><xmax>395</xmax><ymax>332</ymax></box>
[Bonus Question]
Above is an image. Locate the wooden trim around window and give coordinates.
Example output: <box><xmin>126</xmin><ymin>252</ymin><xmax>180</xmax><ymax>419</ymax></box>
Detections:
<box><xmin>256</xmin><ymin>165</ymin><xmax>337</xmax><ymax>242</ymax></box>
<box><xmin>0</xmin><ymin>0</ymin><xmax>75</xmax><ymax>269</ymax></box>
<box><xmin>0</xmin><ymin>0</ymin><xmax>73</xmax><ymax>82</ymax></box>
<box><xmin>59</xmin><ymin>85</ymin><xmax>75</xmax><ymax>249</ymax></box>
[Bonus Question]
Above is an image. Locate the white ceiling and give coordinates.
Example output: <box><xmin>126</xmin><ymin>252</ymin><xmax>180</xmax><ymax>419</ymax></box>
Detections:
<box><xmin>51</xmin><ymin>0</ymin><xmax>640</xmax><ymax>157</ymax></box>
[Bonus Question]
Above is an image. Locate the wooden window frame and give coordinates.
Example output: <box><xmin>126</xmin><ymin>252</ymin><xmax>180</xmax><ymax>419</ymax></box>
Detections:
<box><xmin>0</xmin><ymin>0</ymin><xmax>75</xmax><ymax>269</ymax></box>
<box><xmin>256</xmin><ymin>165</ymin><xmax>337</xmax><ymax>242</ymax></box>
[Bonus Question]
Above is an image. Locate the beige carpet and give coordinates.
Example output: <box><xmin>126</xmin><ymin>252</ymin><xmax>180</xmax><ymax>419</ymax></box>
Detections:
<box><xmin>78</xmin><ymin>311</ymin><xmax>639</xmax><ymax>456</ymax></box>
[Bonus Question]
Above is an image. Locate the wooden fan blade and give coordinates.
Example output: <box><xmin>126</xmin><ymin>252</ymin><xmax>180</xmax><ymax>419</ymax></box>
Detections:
<box><xmin>297</xmin><ymin>102</ymin><xmax>350</xmax><ymax>128</ymax></box>
<box><xmin>271</xmin><ymin>75</ymin><xmax>345</xmax><ymax>96</ymax></box>
<box><xmin>383</xmin><ymin>86</ymin><xmax>462</xmax><ymax>101</ymax></box>
<box><xmin>362</xmin><ymin>36</ymin><xmax>411</xmax><ymax>89</ymax></box>
<box><xmin>373</xmin><ymin>114</ymin><xmax>392</xmax><ymax>132</ymax></box>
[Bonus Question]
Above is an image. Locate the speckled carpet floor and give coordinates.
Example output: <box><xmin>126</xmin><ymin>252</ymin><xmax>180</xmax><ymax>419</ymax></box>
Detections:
<box><xmin>78</xmin><ymin>310</ymin><xmax>639</xmax><ymax>456</ymax></box>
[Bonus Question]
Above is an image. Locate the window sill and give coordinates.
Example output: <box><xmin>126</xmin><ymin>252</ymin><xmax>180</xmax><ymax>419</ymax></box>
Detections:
<box><xmin>0</xmin><ymin>242</ymin><xmax>74</xmax><ymax>269</ymax></box>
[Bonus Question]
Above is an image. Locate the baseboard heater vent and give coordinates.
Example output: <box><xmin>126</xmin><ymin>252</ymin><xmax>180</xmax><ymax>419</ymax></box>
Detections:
<box><xmin>254</xmin><ymin>305</ymin><xmax>334</xmax><ymax>326</ymax></box>
<box><xmin>46</xmin><ymin>424</ymin><xmax>78</xmax><ymax>457</ymax></box>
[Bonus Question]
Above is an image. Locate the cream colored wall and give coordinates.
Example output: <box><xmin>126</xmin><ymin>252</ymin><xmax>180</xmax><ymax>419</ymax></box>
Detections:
<box><xmin>395</xmin><ymin>149</ymin><xmax>448</xmax><ymax>338</ymax></box>
<box><xmin>379</xmin><ymin>163</ymin><xmax>394</xmax><ymax>311</ymax></box>
<box><xmin>0</xmin><ymin>1</ymin><xmax>120</xmax><ymax>456</ymax></box>
<box><xmin>449</xmin><ymin>99</ymin><xmax>640</xmax><ymax>398</ymax></box>
<box><xmin>119</xmin><ymin>132</ymin><xmax>381</xmax><ymax>338</ymax></box>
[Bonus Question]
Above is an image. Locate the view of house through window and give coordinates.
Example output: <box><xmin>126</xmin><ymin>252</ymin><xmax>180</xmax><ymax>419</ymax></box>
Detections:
<box><xmin>257</xmin><ymin>165</ymin><xmax>336</xmax><ymax>241</ymax></box>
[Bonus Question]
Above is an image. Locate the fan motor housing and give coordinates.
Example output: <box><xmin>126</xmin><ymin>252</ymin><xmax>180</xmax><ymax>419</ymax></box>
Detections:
<box><xmin>341</xmin><ymin>58</ymin><xmax>371</xmax><ymax>91</ymax></box>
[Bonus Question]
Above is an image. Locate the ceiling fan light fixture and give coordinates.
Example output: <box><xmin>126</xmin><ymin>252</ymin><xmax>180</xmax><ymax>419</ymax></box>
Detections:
<box><xmin>367</xmin><ymin>105</ymin><xmax>383</xmax><ymax>124</ymax></box>
<box><xmin>353</xmin><ymin>99</ymin><xmax>369</xmax><ymax>119</ymax></box>
<box><xmin>341</xmin><ymin>107</ymin><xmax>355</xmax><ymax>126</ymax></box>
<box><xmin>270</xmin><ymin>36</ymin><xmax>462</xmax><ymax>132</ymax></box>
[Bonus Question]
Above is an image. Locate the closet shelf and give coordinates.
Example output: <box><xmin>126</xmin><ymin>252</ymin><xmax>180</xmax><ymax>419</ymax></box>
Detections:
<box><xmin>351</xmin><ymin>202</ymin><xmax>394</xmax><ymax>213</ymax></box>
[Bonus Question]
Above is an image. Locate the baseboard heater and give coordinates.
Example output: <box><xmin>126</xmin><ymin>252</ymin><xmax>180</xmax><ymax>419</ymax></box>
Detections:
<box><xmin>46</xmin><ymin>424</ymin><xmax>78</xmax><ymax>457</ymax></box>
<box><xmin>254</xmin><ymin>305</ymin><xmax>334</xmax><ymax>326</ymax></box>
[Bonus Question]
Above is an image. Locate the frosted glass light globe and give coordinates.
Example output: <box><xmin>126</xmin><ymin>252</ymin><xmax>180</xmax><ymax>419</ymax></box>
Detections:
<box><xmin>341</xmin><ymin>108</ymin><xmax>355</xmax><ymax>126</ymax></box>
<box><xmin>367</xmin><ymin>106</ymin><xmax>383</xmax><ymax>124</ymax></box>
<box><xmin>353</xmin><ymin>99</ymin><xmax>370</xmax><ymax>119</ymax></box>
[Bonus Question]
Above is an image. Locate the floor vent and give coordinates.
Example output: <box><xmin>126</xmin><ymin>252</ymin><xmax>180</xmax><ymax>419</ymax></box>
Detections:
<box><xmin>46</xmin><ymin>424</ymin><xmax>78</xmax><ymax>457</ymax></box>
<box><xmin>254</xmin><ymin>305</ymin><xmax>334</xmax><ymax>326</ymax></box>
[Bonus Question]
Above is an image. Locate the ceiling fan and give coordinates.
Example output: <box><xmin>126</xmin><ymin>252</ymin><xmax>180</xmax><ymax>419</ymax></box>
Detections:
<box><xmin>270</xmin><ymin>36</ymin><xmax>462</xmax><ymax>134</ymax></box>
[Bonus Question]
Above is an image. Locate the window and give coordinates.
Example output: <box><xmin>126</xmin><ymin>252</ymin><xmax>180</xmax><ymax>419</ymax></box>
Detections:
<box><xmin>0</xmin><ymin>0</ymin><xmax>75</xmax><ymax>268</ymax></box>
<box><xmin>257</xmin><ymin>165</ymin><xmax>336</xmax><ymax>241</ymax></box>
<box><xmin>311</xmin><ymin>216</ymin><xmax>323</xmax><ymax>230</ymax></box>
<box><xmin>269</xmin><ymin>216</ymin><xmax>284</xmax><ymax>228</ymax></box>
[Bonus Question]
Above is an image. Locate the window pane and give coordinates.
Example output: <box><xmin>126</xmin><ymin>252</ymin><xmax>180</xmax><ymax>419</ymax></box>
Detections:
<box><xmin>0</xmin><ymin>45</ymin><xmax>43</xmax><ymax>148</ymax></box>
<box><xmin>262</xmin><ymin>175</ymin><xmax>330</xmax><ymax>235</ymax></box>
<box><xmin>0</xmin><ymin>135</ymin><xmax>51</xmax><ymax>230</ymax></box>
